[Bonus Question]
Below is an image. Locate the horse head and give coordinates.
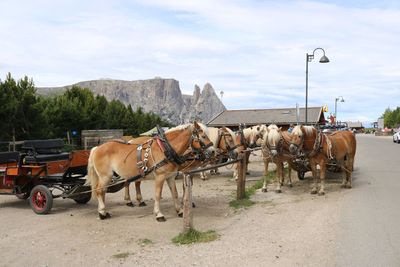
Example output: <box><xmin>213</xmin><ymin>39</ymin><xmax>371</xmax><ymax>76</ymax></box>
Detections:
<box><xmin>217</xmin><ymin>126</ymin><xmax>239</xmax><ymax>159</ymax></box>
<box><xmin>264</xmin><ymin>124</ymin><xmax>282</xmax><ymax>157</ymax></box>
<box><xmin>289</xmin><ymin>125</ymin><xmax>307</xmax><ymax>155</ymax></box>
<box><xmin>243</xmin><ymin>126</ymin><xmax>260</xmax><ymax>148</ymax></box>
<box><xmin>253</xmin><ymin>124</ymin><xmax>268</xmax><ymax>146</ymax></box>
<box><xmin>191</xmin><ymin>121</ymin><xmax>215</xmax><ymax>158</ymax></box>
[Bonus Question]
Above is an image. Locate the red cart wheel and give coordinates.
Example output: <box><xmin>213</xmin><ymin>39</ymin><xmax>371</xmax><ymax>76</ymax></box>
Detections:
<box><xmin>29</xmin><ymin>185</ymin><xmax>53</xmax><ymax>214</ymax></box>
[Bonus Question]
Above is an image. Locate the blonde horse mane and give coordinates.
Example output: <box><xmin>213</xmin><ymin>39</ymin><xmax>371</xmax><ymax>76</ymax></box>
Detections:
<box><xmin>263</xmin><ymin>124</ymin><xmax>280</xmax><ymax>145</ymax></box>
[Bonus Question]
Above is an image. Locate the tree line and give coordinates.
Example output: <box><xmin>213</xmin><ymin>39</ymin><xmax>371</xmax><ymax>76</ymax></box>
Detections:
<box><xmin>382</xmin><ymin>107</ymin><xmax>400</xmax><ymax>129</ymax></box>
<box><xmin>0</xmin><ymin>73</ymin><xmax>172</xmax><ymax>142</ymax></box>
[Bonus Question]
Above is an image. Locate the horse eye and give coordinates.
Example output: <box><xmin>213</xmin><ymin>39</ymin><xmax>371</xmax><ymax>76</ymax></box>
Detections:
<box><xmin>202</xmin><ymin>135</ymin><xmax>206</xmax><ymax>139</ymax></box>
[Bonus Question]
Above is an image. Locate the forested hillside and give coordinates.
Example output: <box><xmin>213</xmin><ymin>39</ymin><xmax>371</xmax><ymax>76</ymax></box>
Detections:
<box><xmin>0</xmin><ymin>73</ymin><xmax>171</xmax><ymax>141</ymax></box>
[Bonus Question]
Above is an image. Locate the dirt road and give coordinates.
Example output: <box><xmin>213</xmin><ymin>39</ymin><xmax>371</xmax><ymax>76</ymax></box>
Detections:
<box><xmin>1</xmin><ymin>134</ymin><xmax>396</xmax><ymax>266</ymax></box>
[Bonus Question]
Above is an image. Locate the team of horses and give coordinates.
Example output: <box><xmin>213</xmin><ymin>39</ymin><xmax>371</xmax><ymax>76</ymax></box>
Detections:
<box><xmin>86</xmin><ymin>121</ymin><xmax>356</xmax><ymax>221</ymax></box>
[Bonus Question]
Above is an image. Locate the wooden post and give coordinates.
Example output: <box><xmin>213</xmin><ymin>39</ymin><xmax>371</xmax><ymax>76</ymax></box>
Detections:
<box><xmin>237</xmin><ymin>152</ymin><xmax>247</xmax><ymax>200</ymax></box>
<box><xmin>67</xmin><ymin>131</ymin><xmax>71</xmax><ymax>145</ymax></box>
<box><xmin>183</xmin><ymin>174</ymin><xmax>193</xmax><ymax>233</ymax></box>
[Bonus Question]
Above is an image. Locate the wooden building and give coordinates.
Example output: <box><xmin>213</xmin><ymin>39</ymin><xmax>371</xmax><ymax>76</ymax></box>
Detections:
<box><xmin>207</xmin><ymin>107</ymin><xmax>325</xmax><ymax>130</ymax></box>
<box><xmin>81</xmin><ymin>129</ymin><xmax>123</xmax><ymax>149</ymax></box>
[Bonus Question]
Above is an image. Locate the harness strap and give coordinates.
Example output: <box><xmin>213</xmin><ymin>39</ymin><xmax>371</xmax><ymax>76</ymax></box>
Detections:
<box><xmin>156</xmin><ymin>125</ymin><xmax>186</xmax><ymax>165</ymax></box>
<box><xmin>125</xmin><ymin>158</ymin><xmax>169</xmax><ymax>185</ymax></box>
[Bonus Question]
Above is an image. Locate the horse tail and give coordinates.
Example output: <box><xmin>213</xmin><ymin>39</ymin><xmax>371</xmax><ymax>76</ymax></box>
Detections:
<box><xmin>86</xmin><ymin>147</ymin><xmax>99</xmax><ymax>198</ymax></box>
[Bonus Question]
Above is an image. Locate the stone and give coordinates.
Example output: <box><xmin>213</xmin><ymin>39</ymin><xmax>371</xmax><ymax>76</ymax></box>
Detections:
<box><xmin>38</xmin><ymin>78</ymin><xmax>226</xmax><ymax>125</ymax></box>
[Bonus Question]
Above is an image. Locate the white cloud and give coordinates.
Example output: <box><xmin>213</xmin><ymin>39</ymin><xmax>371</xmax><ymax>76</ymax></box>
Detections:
<box><xmin>1</xmin><ymin>0</ymin><xmax>400</xmax><ymax>124</ymax></box>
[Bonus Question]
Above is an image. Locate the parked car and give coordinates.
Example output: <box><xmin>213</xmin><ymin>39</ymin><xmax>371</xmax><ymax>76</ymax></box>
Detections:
<box><xmin>393</xmin><ymin>131</ymin><xmax>400</xmax><ymax>143</ymax></box>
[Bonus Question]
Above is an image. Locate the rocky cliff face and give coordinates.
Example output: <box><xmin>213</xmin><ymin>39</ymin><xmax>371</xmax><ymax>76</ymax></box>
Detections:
<box><xmin>38</xmin><ymin>78</ymin><xmax>226</xmax><ymax>125</ymax></box>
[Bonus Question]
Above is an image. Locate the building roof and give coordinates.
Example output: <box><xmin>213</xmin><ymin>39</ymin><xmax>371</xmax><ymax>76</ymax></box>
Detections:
<box><xmin>207</xmin><ymin>107</ymin><xmax>325</xmax><ymax>127</ymax></box>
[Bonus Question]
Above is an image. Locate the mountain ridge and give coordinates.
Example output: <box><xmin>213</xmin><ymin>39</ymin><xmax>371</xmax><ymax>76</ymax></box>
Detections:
<box><xmin>37</xmin><ymin>78</ymin><xmax>226</xmax><ymax>125</ymax></box>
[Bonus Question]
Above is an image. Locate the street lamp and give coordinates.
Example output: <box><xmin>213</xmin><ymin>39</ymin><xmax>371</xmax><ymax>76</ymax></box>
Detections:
<box><xmin>334</xmin><ymin>96</ymin><xmax>345</xmax><ymax>125</ymax></box>
<box><xmin>305</xmin><ymin>47</ymin><xmax>330</xmax><ymax>124</ymax></box>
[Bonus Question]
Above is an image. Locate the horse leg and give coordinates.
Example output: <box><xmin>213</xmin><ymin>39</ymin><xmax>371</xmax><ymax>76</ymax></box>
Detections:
<box><xmin>96</xmin><ymin>179</ymin><xmax>111</xmax><ymax>219</ymax></box>
<box><xmin>200</xmin><ymin>171</ymin><xmax>208</xmax><ymax>180</ymax></box>
<box><xmin>135</xmin><ymin>181</ymin><xmax>146</xmax><ymax>206</ymax></box>
<box><xmin>233</xmin><ymin>163</ymin><xmax>238</xmax><ymax>180</ymax></box>
<box><xmin>245</xmin><ymin>153</ymin><xmax>250</xmax><ymax>175</ymax></box>
<box><xmin>345</xmin><ymin>156</ymin><xmax>354</xmax><ymax>189</ymax></box>
<box><xmin>124</xmin><ymin>184</ymin><xmax>135</xmax><ymax>207</ymax></box>
<box><xmin>287</xmin><ymin>162</ymin><xmax>293</xmax><ymax>187</ymax></box>
<box><xmin>310</xmin><ymin>161</ymin><xmax>318</xmax><ymax>194</ymax></box>
<box><xmin>166</xmin><ymin>175</ymin><xmax>183</xmax><ymax>217</ymax></box>
<box><xmin>262</xmin><ymin>158</ymin><xmax>269</xmax><ymax>193</ymax></box>
<box><xmin>318</xmin><ymin>160</ymin><xmax>326</xmax><ymax>196</ymax></box>
<box><xmin>339</xmin><ymin>159</ymin><xmax>347</xmax><ymax>188</ymax></box>
<box><xmin>275</xmin><ymin>161</ymin><xmax>283</xmax><ymax>193</ymax></box>
<box><xmin>153</xmin><ymin>176</ymin><xmax>166</xmax><ymax>222</ymax></box>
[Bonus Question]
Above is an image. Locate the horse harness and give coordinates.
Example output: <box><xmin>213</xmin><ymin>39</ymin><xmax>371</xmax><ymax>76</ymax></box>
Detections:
<box><xmin>215</xmin><ymin>129</ymin><xmax>240</xmax><ymax>155</ymax></box>
<box><xmin>126</xmin><ymin>125</ymin><xmax>212</xmax><ymax>184</ymax></box>
<box><xmin>301</xmin><ymin>130</ymin><xmax>334</xmax><ymax>159</ymax></box>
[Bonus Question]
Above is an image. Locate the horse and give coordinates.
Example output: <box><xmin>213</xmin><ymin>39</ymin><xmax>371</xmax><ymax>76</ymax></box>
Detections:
<box><xmin>261</xmin><ymin>124</ymin><xmax>293</xmax><ymax>193</ymax></box>
<box><xmin>122</xmin><ymin>122</ymin><xmax>213</xmax><ymax>207</ymax></box>
<box><xmin>289</xmin><ymin>125</ymin><xmax>356</xmax><ymax>195</ymax></box>
<box><xmin>232</xmin><ymin>124</ymin><xmax>267</xmax><ymax>179</ymax></box>
<box><xmin>86</xmin><ymin>122</ymin><xmax>214</xmax><ymax>221</ymax></box>
<box><xmin>199</xmin><ymin>126</ymin><xmax>239</xmax><ymax>179</ymax></box>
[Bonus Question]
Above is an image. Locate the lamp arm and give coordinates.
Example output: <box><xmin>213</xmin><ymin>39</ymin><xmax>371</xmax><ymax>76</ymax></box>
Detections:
<box><xmin>312</xmin><ymin>47</ymin><xmax>327</xmax><ymax>56</ymax></box>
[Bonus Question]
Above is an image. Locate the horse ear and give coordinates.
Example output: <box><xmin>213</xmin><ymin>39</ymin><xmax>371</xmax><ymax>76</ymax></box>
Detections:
<box><xmin>278</xmin><ymin>127</ymin><xmax>282</xmax><ymax>132</ymax></box>
<box><xmin>194</xmin><ymin>121</ymin><xmax>200</xmax><ymax>128</ymax></box>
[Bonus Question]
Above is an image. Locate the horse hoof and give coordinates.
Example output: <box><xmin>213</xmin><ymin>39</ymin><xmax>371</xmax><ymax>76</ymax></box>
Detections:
<box><xmin>275</xmin><ymin>189</ymin><xmax>282</xmax><ymax>193</ymax></box>
<box><xmin>178</xmin><ymin>212</ymin><xmax>183</xmax><ymax>218</ymax></box>
<box><xmin>310</xmin><ymin>189</ymin><xmax>318</xmax><ymax>195</ymax></box>
<box><xmin>192</xmin><ymin>202</ymin><xmax>196</xmax><ymax>208</ymax></box>
<box><xmin>345</xmin><ymin>184</ymin><xmax>352</xmax><ymax>189</ymax></box>
<box><xmin>340</xmin><ymin>184</ymin><xmax>346</xmax><ymax>188</ymax></box>
<box><xmin>139</xmin><ymin>202</ymin><xmax>147</xmax><ymax>207</ymax></box>
<box><xmin>126</xmin><ymin>202</ymin><xmax>135</xmax><ymax>207</ymax></box>
<box><xmin>288</xmin><ymin>184</ymin><xmax>293</xmax><ymax>188</ymax></box>
<box><xmin>261</xmin><ymin>188</ymin><xmax>268</xmax><ymax>193</ymax></box>
<box><xmin>318</xmin><ymin>191</ymin><xmax>325</xmax><ymax>196</ymax></box>
<box><xmin>156</xmin><ymin>216</ymin><xmax>166</xmax><ymax>222</ymax></box>
<box><xmin>99</xmin><ymin>212</ymin><xmax>111</xmax><ymax>220</ymax></box>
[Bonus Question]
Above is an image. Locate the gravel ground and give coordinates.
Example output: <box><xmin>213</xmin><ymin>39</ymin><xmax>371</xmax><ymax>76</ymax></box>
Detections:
<box><xmin>0</xmin><ymin>151</ymin><xmax>348</xmax><ymax>267</ymax></box>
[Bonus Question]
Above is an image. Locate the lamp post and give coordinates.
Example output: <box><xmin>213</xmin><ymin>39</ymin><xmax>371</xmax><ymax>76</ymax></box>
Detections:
<box><xmin>305</xmin><ymin>48</ymin><xmax>330</xmax><ymax>124</ymax></box>
<box><xmin>334</xmin><ymin>96</ymin><xmax>345</xmax><ymax>125</ymax></box>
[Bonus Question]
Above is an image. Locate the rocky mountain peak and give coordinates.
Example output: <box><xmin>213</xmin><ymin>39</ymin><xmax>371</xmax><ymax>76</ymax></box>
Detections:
<box><xmin>38</xmin><ymin>78</ymin><xmax>226</xmax><ymax>125</ymax></box>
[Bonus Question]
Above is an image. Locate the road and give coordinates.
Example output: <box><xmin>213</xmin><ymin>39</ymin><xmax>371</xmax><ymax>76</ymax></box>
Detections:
<box><xmin>336</xmin><ymin>134</ymin><xmax>400</xmax><ymax>266</ymax></box>
<box><xmin>1</xmin><ymin>134</ymin><xmax>399</xmax><ymax>266</ymax></box>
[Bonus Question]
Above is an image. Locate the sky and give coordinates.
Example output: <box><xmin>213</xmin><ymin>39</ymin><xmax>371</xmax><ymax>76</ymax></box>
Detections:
<box><xmin>1</xmin><ymin>0</ymin><xmax>400</xmax><ymax>126</ymax></box>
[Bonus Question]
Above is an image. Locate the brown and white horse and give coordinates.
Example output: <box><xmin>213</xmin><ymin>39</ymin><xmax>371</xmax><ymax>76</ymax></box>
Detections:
<box><xmin>122</xmin><ymin>123</ymin><xmax>214</xmax><ymax>207</ymax></box>
<box><xmin>261</xmin><ymin>124</ymin><xmax>293</xmax><ymax>193</ymax></box>
<box><xmin>86</xmin><ymin>122</ymin><xmax>213</xmax><ymax>221</ymax></box>
<box><xmin>289</xmin><ymin>125</ymin><xmax>356</xmax><ymax>195</ymax></box>
<box><xmin>200</xmin><ymin>126</ymin><xmax>239</xmax><ymax>179</ymax></box>
<box><xmin>232</xmin><ymin>124</ymin><xmax>267</xmax><ymax>179</ymax></box>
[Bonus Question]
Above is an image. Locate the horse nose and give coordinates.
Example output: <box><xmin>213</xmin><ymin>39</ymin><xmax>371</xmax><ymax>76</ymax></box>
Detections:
<box><xmin>289</xmin><ymin>144</ymin><xmax>297</xmax><ymax>154</ymax></box>
<box><xmin>230</xmin><ymin>150</ymin><xmax>238</xmax><ymax>159</ymax></box>
<box><xmin>206</xmin><ymin>146</ymin><xmax>216</xmax><ymax>156</ymax></box>
<box><xmin>271</xmin><ymin>150</ymin><xmax>278</xmax><ymax>157</ymax></box>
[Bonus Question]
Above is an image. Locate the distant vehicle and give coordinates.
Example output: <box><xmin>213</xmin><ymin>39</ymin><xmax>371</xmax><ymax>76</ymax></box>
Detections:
<box><xmin>320</xmin><ymin>122</ymin><xmax>350</xmax><ymax>134</ymax></box>
<box><xmin>393</xmin><ymin>131</ymin><xmax>400</xmax><ymax>143</ymax></box>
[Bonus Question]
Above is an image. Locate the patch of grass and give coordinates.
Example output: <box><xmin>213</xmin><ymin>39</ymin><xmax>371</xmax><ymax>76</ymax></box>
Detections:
<box><xmin>229</xmin><ymin>198</ymin><xmax>254</xmax><ymax>209</ymax></box>
<box><xmin>172</xmin><ymin>229</ymin><xmax>219</xmax><ymax>245</ymax></box>
<box><xmin>137</xmin><ymin>238</ymin><xmax>153</xmax><ymax>246</ymax></box>
<box><xmin>229</xmin><ymin>173</ymin><xmax>274</xmax><ymax>209</ymax></box>
<box><xmin>112</xmin><ymin>252</ymin><xmax>130</xmax><ymax>259</ymax></box>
